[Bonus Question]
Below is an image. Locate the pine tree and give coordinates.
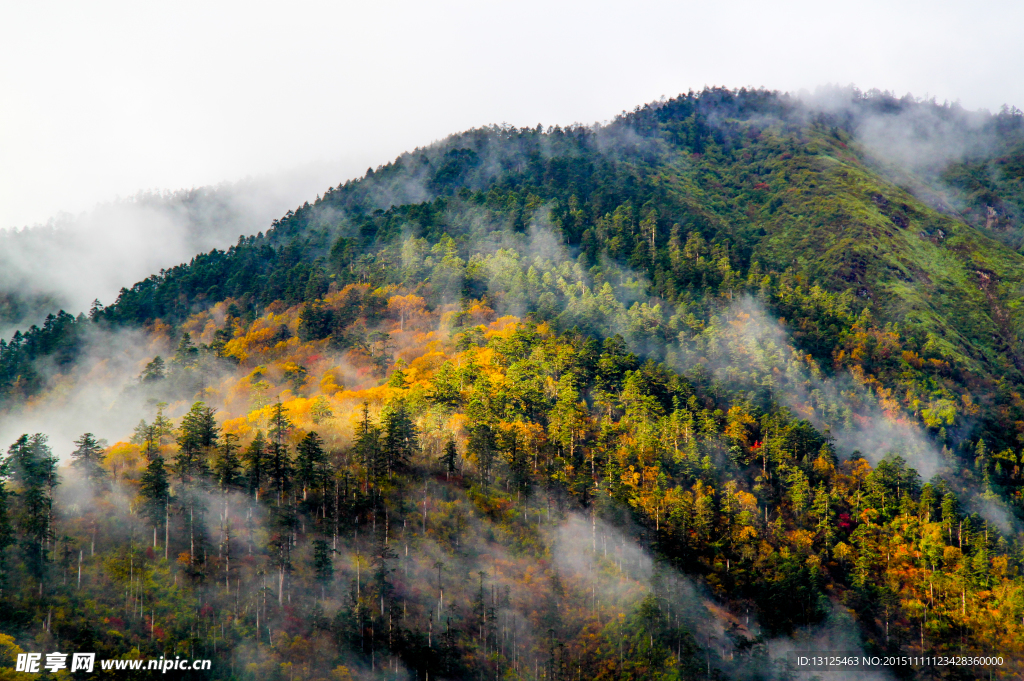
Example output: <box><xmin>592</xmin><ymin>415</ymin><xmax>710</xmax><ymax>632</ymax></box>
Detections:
<box><xmin>7</xmin><ymin>434</ymin><xmax>59</xmax><ymax>583</ymax></box>
<box><xmin>267</xmin><ymin>440</ymin><xmax>294</xmax><ymax>505</ymax></box>
<box><xmin>152</xmin><ymin>402</ymin><xmax>174</xmax><ymax>440</ymax></box>
<box><xmin>244</xmin><ymin>431</ymin><xmax>269</xmax><ymax>501</ymax></box>
<box><xmin>175</xmin><ymin>402</ymin><xmax>217</xmax><ymax>483</ymax></box>
<box><xmin>0</xmin><ymin>467</ymin><xmax>14</xmax><ymax>594</ymax></box>
<box><xmin>354</xmin><ymin>403</ymin><xmax>383</xmax><ymax>482</ymax></box>
<box><xmin>296</xmin><ymin>431</ymin><xmax>329</xmax><ymax>501</ymax></box>
<box><xmin>310</xmin><ymin>395</ymin><xmax>334</xmax><ymax>425</ymax></box>
<box><xmin>139</xmin><ymin>453</ymin><xmax>170</xmax><ymax>553</ymax></box>
<box><xmin>467</xmin><ymin>423</ymin><xmax>496</xmax><ymax>487</ymax></box>
<box><xmin>141</xmin><ymin>356</ymin><xmax>166</xmax><ymax>383</ymax></box>
<box><xmin>172</xmin><ymin>332</ymin><xmax>199</xmax><ymax>369</ymax></box>
<box><xmin>268</xmin><ymin>402</ymin><xmax>293</xmax><ymax>447</ymax></box>
<box><xmin>440</xmin><ymin>438</ymin><xmax>459</xmax><ymax>479</ymax></box>
<box><xmin>312</xmin><ymin>538</ymin><xmax>334</xmax><ymax>585</ymax></box>
<box><xmin>213</xmin><ymin>433</ymin><xmax>243</xmax><ymax>492</ymax></box>
<box><xmin>387</xmin><ymin>360</ymin><xmax>409</xmax><ymax>389</ymax></box>
<box><xmin>70</xmin><ymin>432</ymin><xmax>107</xmax><ymax>487</ymax></box>
<box><xmin>381</xmin><ymin>398</ymin><xmax>418</xmax><ymax>476</ymax></box>
<box><xmin>174</xmin><ymin>402</ymin><xmax>217</xmax><ymax>573</ymax></box>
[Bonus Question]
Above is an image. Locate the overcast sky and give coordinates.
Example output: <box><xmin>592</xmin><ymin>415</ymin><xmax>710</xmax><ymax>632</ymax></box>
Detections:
<box><xmin>2</xmin><ymin>0</ymin><xmax>1022</xmax><ymax>230</ymax></box>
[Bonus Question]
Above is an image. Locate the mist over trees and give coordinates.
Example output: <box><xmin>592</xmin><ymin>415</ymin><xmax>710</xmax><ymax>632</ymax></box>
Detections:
<box><xmin>1</xmin><ymin>87</ymin><xmax>1024</xmax><ymax>678</ymax></box>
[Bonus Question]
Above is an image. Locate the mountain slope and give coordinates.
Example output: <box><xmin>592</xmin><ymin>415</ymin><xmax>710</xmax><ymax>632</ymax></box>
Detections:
<box><xmin>1</xmin><ymin>87</ymin><xmax>1024</xmax><ymax>679</ymax></box>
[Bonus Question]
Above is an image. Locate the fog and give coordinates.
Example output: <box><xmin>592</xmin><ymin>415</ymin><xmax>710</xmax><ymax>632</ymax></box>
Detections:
<box><xmin>0</xmin><ymin>162</ymin><xmax>350</xmax><ymax>335</ymax></box>
<box><xmin>4</xmin><ymin>1</ymin><xmax>1023</xmax><ymax>235</ymax></box>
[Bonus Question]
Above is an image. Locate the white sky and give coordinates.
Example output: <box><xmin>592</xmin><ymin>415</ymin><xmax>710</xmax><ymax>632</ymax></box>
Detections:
<box><xmin>2</xmin><ymin>0</ymin><xmax>1022</xmax><ymax>230</ymax></box>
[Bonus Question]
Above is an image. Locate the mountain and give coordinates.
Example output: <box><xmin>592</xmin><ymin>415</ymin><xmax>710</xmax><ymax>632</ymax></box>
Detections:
<box><xmin>0</xmin><ymin>87</ymin><xmax>1023</xmax><ymax>680</ymax></box>
<box><xmin>0</xmin><ymin>163</ymin><xmax>353</xmax><ymax>338</ymax></box>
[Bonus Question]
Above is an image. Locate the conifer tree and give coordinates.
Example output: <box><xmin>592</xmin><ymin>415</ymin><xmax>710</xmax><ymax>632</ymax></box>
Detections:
<box><xmin>296</xmin><ymin>431</ymin><xmax>328</xmax><ymax>501</ymax></box>
<box><xmin>141</xmin><ymin>356</ymin><xmax>166</xmax><ymax>383</ymax></box>
<box><xmin>175</xmin><ymin>402</ymin><xmax>217</xmax><ymax>572</ymax></box>
<box><xmin>381</xmin><ymin>397</ymin><xmax>417</xmax><ymax>476</ymax></box>
<box><xmin>244</xmin><ymin>431</ymin><xmax>269</xmax><ymax>501</ymax></box>
<box><xmin>0</xmin><ymin>466</ymin><xmax>14</xmax><ymax>594</ymax></box>
<box><xmin>213</xmin><ymin>432</ymin><xmax>243</xmax><ymax>493</ymax></box>
<box><xmin>467</xmin><ymin>423</ymin><xmax>496</xmax><ymax>487</ymax></box>
<box><xmin>7</xmin><ymin>434</ymin><xmax>59</xmax><ymax>584</ymax></box>
<box><xmin>312</xmin><ymin>538</ymin><xmax>334</xmax><ymax>587</ymax></box>
<box><xmin>70</xmin><ymin>432</ymin><xmax>107</xmax><ymax>487</ymax></box>
<box><xmin>139</xmin><ymin>451</ymin><xmax>170</xmax><ymax>554</ymax></box>
<box><xmin>440</xmin><ymin>438</ymin><xmax>459</xmax><ymax>479</ymax></box>
<box><xmin>268</xmin><ymin>447</ymin><xmax>294</xmax><ymax>507</ymax></box>
<box><xmin>172</xmin><ymin>332</ymin><xmax>199</xmax><ymax>368</ymax></box>
<box><xmin>354</xmin><ymin>402</ymin><xmax>383</xmax><ymax>482</ymax></box>
<box><xmin>310</xmin><ymin>395</ymin><xmax>334</xmax><ymax>425</ymax></box>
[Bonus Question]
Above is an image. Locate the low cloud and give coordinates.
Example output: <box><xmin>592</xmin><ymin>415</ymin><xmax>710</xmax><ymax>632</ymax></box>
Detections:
<box><xmin>0</xmin><ymin>161</ymin><xmax>352</xmax><ymax>335</ymax></box>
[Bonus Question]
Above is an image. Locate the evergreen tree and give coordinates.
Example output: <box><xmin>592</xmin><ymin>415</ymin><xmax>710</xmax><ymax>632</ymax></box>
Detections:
<box><xmin>213</xmin><ymin>432</ymin><xmax>243</xmax><ymax>492</ymax></box>
<box><xmin>310</xmin><ymin>395</ymin><xmax>334</xmax><ymax>425</ymax></box>
<box><xmin>467</xmin><ymin>423</ymin><xmax>496</xmax><ymax>486</ymax></box>
<box><xmin>354</xmin><ymin>402</ymin><xmax>383</xmax><ymax>482</ymax></box>
<box><xmin>141</xmin><ymin>424</ymin><xmax>160</xmax><ymax>461</ymax></box>
<box><xmin>440</xmin><ymin>437</ymin><xmax>459</xmax><ymax>479</ymax></box>
<box><xmin>70</xmin><ymin>432</ymin><xmax>107</xmax><ymax>487</ymax></box>
<box><xmin>0</xmin><ymin>465</ymin><xmax>14</xmax><ymax>593</ymax></box>
<box><xmin>268</xmin><ymin>401</ymin><xmax>293</xmax><ymax>447</ymax></box>
<box><xmin>172</xmin><ymin>332</ymin><xmax>199</xmax><ymax>369</ymax></box>
<box><xmin>387</xmin><ymin>359</ymin><xmax>409</xmax><ymax>389</ymax></box>
<box><xmin>296</xmin><ymin>431</ymin><xmax>329</xmax><ymax>501</ymax></box>
<box><xmin>175</xmin><ymin>401</ymin><xmax>217</xmax><ymax>483</ymax></box>
<box><xmin>264</xmin><ymin>403</ymin><xmax>295</xmax><ymax>503</ymax></box>
<box><xmin>312</xmin><ymin>538</ymin><xmax>334</xmax><ymax>586</ymax></box>
<box><xmin>139</xmin><ymin>453</ymin><xmax>170</xmax><ymax>553</ymax></box>
<box><xmin>152</xmin><ymin>402</ymin><xmax>174</xmax><ymax>440</ymax></box>
<box><xmin>243</xmin><ymin>431</ymin><xmax>269</xmax><ymax>501</ymax></box>
<box><xmin>141</xmin><ymin>356</ymin><xmax>166</xmax><ymax>383</ymax></box>
<box><xmin>6</xmin><ymin>434</ymin><xmax>59</xmax><ymax>583</ymax></box>
<box><xmin>381</xmin><ymin>397</ymin><xmax>418</xmax><ymax>476</ymax></box>
<box><xmin>267</xmin><ymin>440</ymin><xmax>294</xmax><ymax>505</ymax></box>
<box><xmin>174</xmin><ymin>402</ymin><xmax>217</xmax><ymax>573</ymax></box>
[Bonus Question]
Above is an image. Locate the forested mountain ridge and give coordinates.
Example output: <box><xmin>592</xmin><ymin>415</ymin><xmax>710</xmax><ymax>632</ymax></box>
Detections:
<box><xmin>1</xmin><ymin>87</ymin><xmax>1024</xmax><ymax>679</ymax></box>
<box><xmin>9</xmin><ymin>88</ymin><xmax>1024</xmax><ymax>442</ymax></box>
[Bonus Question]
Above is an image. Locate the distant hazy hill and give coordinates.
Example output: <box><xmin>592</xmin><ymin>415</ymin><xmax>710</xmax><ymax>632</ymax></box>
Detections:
<box><xmin>0</xmin><ymin>163</ymin><xmax>351</xmax><ymax>337</ymax></box>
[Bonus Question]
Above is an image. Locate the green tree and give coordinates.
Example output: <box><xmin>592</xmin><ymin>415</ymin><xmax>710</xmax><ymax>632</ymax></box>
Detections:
<box><xmin>310</xmin><ymin>395</ymin><xmax>334</xmax><ymax>425</ymax></box>
<box><xmin>141</xmin><ymin>356</ymin><xmax>166</xmax><ymax>383</ymax></box>
<box><xmin>175</xmin><ymin>402</ymin><xmax>216</xmax><ymax>484</ymax></box>
<box><xmin>467</xmin><ymin>423</ymin><xmax>496</xmax><ymax>487</ymax></box>
<box><xmin>6</xmin><ymin>434</ymin><xmax>59</xmax><ymax>584</ymax></box>
<box><xmin>265</xmin><ymin>402</ymin><xmax>295</xmax><ymax>504</ymax></box>
<box><xmin>172</xmin><ymin>332</ymin><xmax>199</xmax><ymax>369</ymax></box>
<box><xmin>243</xmin><ymin>431</ymin><xmax>269</xmax><ymax>501</ymax></box>
<box><xmin>70</xmin><ymin>432</ymin><xmax>107</xmax><ymax>487</ymax></box>
<box><xmin>0</xmin><ymin>464</ymin><xmax>14</xmax><ymax>593</ymax></box>
<box><xmin>296</xmin><ymin>431</ymin><xmax>329</xmax><ymax>501</ymax></box>
<box><xmin>381</xmin><ymin>397</ymin><xmax>418</xmax><ymax>476</ymax></box>
<box><xmin>174</xmin><ymin>402</ymin><xmax>217</xmax><ymax>573</ymax></box>
<box><xmin>428</xmin><ymin>361</ymin><xmax>461</xmax><ymax>408</ymax></box>
<box><xmin>312</xmin><ymin>538</ymin><xmax>334</xmax><ymax>587</ymax></box>
<box><xmin>440</xmin><ymin>438</ymin><xmax>459</xmax><ymax>479</ymax></box>
<box><xmin>139</xmin><ymin>452</ymin><xmax>171</xmax><ymax>555</ymax></box>
<box><xmin>354</xmin><ymin>403</ymin><xmax>383</xmax><ymax>482</ymax></box>
<box><xmin>213</xmin><ymin>432</ymin><xmax>243</xmax><ymax>493</ymax></box>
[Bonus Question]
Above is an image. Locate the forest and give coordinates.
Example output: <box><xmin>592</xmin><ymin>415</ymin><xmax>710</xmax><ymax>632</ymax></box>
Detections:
<box><xmin>2</xmin><ymin>87</ymin><xmax>1024</xmax><ymax>680</ymax></box>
